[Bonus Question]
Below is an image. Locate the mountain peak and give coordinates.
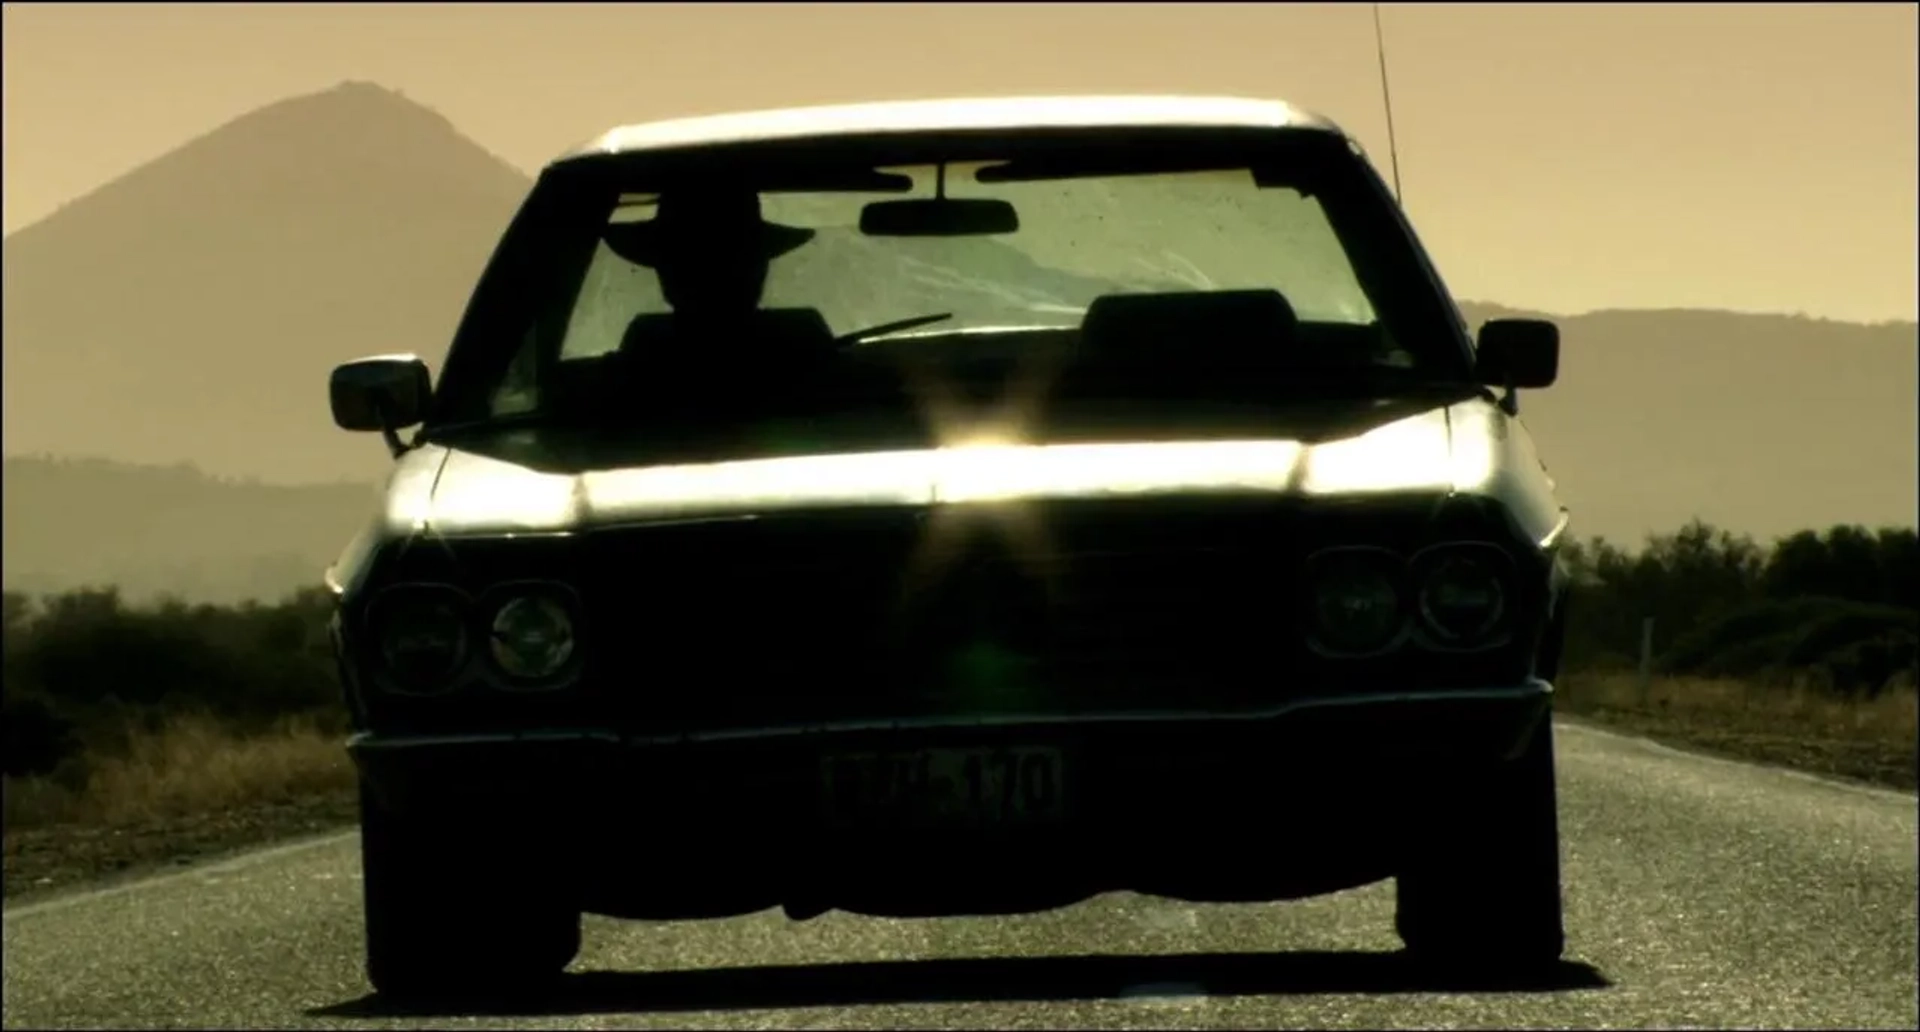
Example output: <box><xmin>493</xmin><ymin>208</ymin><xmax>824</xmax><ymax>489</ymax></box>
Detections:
<box><xmin>1</xmin><ymin>84</ymin><xmax>537</xmax><ymax>483</ymax></box>
<box><xmin>236</xmin><ymin>79</ymin><xmax>457</xmax><ymax>139</ymax></box>
<box><xmin>329</xmin><ymin>78</ymin><xmax>405</xmax><ymax>96</ymax></box>
<box><xmin>4</xmin><ymin>82</ymin><xmax>526</xmax><ymax>246</ymax></box>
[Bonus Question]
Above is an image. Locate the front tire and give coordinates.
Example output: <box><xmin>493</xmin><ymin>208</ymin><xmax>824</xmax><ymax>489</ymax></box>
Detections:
<box><xmin>1394</xmin><ymin>714</ymin><xmax>1566</xmax><ymax>971</ymax></box>
<box><xmin>358</xmin><ymin>780</ymin><xmax>581</xmax><ymax>1000</ymax></box>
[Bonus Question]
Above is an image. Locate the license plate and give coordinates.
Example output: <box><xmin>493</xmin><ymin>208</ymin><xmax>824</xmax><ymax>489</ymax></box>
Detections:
<box><xmin>820</xmin><ymin>746</ymin><xmax>1065</xmax><ymax>828</ymax></box>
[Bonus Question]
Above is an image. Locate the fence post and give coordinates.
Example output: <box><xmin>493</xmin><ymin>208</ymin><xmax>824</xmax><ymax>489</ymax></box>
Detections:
<box><xmin>1637</xmin><ymin>616</ymin><xmax>1656</xmax><ymax>707</ymax></box>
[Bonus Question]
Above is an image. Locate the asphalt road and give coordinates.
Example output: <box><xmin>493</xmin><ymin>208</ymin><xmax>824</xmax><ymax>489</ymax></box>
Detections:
<box><xmin>4</xmin><ymin>720</ymin><xmax>1915</xmax><ymax>1030</ymax></box>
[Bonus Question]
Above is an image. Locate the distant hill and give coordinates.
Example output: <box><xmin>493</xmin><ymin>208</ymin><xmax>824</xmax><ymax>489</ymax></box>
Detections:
<box><xmin>0</xmin><ymin>81</ymin><xmax>531</xmax><ymax>487</ymax></box>
<box><xmin>1</xmin><ymin>457</ymin><xmax>373</xmax><ymax>604</ymax></box>
<box><xmin>1</xmin><ymin>82</ymin><xmax>1913</xmax><ymax>603</ymax></box>
<box><xmin>1456</xmin><ymin>303</ymin><xmax>1917</xmax><ymax>546</ymax></box>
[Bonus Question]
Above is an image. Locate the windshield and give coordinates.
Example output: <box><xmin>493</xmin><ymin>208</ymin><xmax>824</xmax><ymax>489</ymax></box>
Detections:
<box><xmin>435</xmin><ymin>133</ymin><xmax>1467</xmax><ymax>455</ymax></box>
<box><xmin>548</xmin><ymin>165</ymin><xmax>1382</xmax><ymax>363</ymax></box>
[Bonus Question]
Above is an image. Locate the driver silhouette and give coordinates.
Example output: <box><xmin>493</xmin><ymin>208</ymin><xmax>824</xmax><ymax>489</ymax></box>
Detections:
<box><xmin>596</xmin><ymin>185</ymin><xmax>837</xmax><ymax>415</ymax></box>
<box><xmin>602</xmin><ymin>186</ymin><xmax>816</xmax><ymax>331</ymax></box>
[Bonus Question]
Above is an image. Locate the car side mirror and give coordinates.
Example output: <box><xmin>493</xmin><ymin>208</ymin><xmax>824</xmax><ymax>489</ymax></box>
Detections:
<box><xmin>330</xmin><ymin>354</ymin><xmax>431</xmax><ymax>457</ymax></box>
<box><xmin>1474</xmin><ymin>319</ymin><xmax>1559</xmax><ymax>414</ymax></box>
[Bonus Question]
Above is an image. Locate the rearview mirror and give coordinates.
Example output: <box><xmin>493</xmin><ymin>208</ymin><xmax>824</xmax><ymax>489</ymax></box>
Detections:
<box><xmin>1474</xmin><ymin>319</ymin><xmax>1559</xmax><ymax>390</ymax></box>
<box><xmin>860</xmin><ymin>198</ymin><xmax>1020</xmax><ymax>237</ymax></box>
<box><xmin>330</xmin><ymin>354</ymin><xmax>431</xmax><ymax>438</ymax></box>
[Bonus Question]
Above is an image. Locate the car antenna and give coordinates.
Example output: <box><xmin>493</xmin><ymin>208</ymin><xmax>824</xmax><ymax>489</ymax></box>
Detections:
<box><xmin>1372</xmin><ymin>2</ymin><xmax>1405</xmax><ymax>202</ymax></box>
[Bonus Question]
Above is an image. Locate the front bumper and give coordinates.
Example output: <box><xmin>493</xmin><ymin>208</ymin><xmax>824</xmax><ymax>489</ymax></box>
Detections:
<box><xmin>349</xmin><ymin>681</ymin><xmax>1550</xmax><ymax>911</ymax></box>
<box><xmin>349</xmin><ymin>679</ymin><xmax>1543</xmax><ymax>824</ymax></box>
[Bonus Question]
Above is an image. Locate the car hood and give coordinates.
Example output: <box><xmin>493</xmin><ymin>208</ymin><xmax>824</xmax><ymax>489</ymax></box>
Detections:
<box><xmin>378</xmin><ymin>396</ymin><xmax>1552</xmax><ymax>540</ymax></box>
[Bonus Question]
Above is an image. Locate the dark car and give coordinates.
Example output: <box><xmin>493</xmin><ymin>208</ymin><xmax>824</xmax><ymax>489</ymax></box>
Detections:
<box><xmin>324</xmin><ymin>96</ymin><xmax>1573</xmax><ymax>998</ymax></box>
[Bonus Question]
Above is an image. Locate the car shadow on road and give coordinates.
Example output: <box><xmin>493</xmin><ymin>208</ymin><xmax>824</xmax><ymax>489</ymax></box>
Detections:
<box><xmin>310</xmin><ymin>949</ymin><xmax>1612</xmax><ymax>1018</ymax></box>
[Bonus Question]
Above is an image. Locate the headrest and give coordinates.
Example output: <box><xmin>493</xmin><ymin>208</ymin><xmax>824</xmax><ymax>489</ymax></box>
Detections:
<box><xmin>1079</xmin><ymin>290</ymin><xmax>1299</xmax><ymax>361</ymax></box>
<box><xmin>618</xmin><ymin>308</ymin><xmax>838</xmax><ymax>359</ymax></box>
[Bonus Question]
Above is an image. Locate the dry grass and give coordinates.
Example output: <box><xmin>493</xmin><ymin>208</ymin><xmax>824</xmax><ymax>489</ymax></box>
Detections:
<box><xmin>1557</xmin><ymin>672</ymin><xmax>1918</xmax><ymax>790</ymax></box>
<box><xmin>3</xmin><ymin>713</ymin><xmax>358</xmax><ymax>898</ymax></box>
<box><xmin>4</xmin><ymin>712</ymin><xmax>354</xmax><ymax>830</ymax></box>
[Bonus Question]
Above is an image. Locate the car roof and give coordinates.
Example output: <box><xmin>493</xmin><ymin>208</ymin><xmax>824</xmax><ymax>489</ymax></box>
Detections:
<box><xmin>556</xmin><ymin>95</ymin><xmax>1349</xmax><ymax>165</ymax></box>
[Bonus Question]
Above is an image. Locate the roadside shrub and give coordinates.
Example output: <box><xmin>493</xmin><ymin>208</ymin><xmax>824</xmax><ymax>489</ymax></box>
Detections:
<box><xmin>1</xmin><ymin>685</ymin><xmax>77</xmax><ymax>778</ymax></box>
<box><xmin>1561</xmin><ymin>521</ymin><xmax>1919</xmax><ymax>694</ymax></box>
<box><xmin>1659</xmin><ymin>597</ymin><xmax>1918</xmax><ymax>691</ymax></box>
<box><xmin>1</xmin><ymin>586</ymin><xmax>340</xmax><ymax>780</ymax></box>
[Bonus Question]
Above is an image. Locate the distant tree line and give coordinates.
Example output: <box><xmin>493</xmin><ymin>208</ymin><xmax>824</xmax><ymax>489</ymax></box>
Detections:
<box><xmin>3</xmin><ymin>519</ymin><xmax>1916</xmax><ymax>785</ymax></box>
<box><xmin>1559</xmin><ymin>520</ymin><xmax>1918</xmax><ymax>693</ymax></box>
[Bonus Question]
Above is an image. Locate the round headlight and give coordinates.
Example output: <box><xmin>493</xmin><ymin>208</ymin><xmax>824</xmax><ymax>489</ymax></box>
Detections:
<box><xmin>1417</xmin><ymin>553</ymin><xmax>1508</xmax><ymax>643</ymax></box>
<box><xmin>488</xmin><ymin>595</ymin><xmax>577</xmax><ymax>684</ymax></box>
<box><xmin>373</xmin><ymin>594</ymin><xmax>469</xmax><ymax>694</ymax></box>
<box><xmin>1308</xmin><ymin>551</ymin><xmax>1407</xmax><ymax>654</ymax></box>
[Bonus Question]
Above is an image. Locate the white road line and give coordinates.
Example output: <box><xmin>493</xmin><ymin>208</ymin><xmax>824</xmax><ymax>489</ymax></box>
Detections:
<box><xmin>1553</xmin><ymin>717</ymin><xmax>1918</xmax><ymax>803</ymax></box>
<box><xmin>2</xmin><ymin>829</ymin><xmax>360</xmax><ymax>921</ymax></box>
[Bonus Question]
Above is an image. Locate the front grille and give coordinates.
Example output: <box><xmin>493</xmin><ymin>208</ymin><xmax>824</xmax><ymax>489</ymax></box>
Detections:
<box><xmin>354</xmin><ymin>492</ymin><xmax>1546</xmax><ymax>736</ymax></box>
<box><xmin>573</xmin><ymin>499</ymin><xmax>1315</xmax><ymax>729</ymax></box>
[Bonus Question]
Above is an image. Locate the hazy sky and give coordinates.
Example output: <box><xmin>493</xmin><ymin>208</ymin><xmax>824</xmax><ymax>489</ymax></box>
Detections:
<box><xmin>4</xmin><ymin>2</ymin><xmax>1915</xmax><ymax>322</ymax></box>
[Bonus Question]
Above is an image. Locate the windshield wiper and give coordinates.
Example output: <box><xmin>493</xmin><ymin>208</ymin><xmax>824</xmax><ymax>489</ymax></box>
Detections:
<box><xmin>835</xmin><ymin>313</ymin><xmax>954</xmax><ymax>346</ymax></box>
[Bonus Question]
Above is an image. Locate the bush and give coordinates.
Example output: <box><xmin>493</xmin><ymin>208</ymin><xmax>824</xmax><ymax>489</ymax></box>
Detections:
<box><xmin>1561</xmin><ymin>520</ymin><xmax>1919</xmax><ymax>693</ymax></box>
<box><xmin>0</xmin><ymin>687</ymin><xmax>78</xmax><ymax>778</ymax></box>
<box><xmin>0</xmin><ymin>586</ymin><xmax>341</xmax><ymax>780</ymax></box>
<box><xmin>1659</xmin><ymin>596</ymin><xmax>1918</xmax><ymax>691</ymax></box>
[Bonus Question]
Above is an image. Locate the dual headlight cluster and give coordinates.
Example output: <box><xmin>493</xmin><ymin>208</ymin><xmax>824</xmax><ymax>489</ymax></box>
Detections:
<box><xmin>1304</xmin><ymin>544</ymin><xmax>1514</xmax><ymax>657</ymax></box>
<box><xmin>364</xmin><ymin>583</ymin><xmax>581</xmax><ymax>695</ymax></box>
